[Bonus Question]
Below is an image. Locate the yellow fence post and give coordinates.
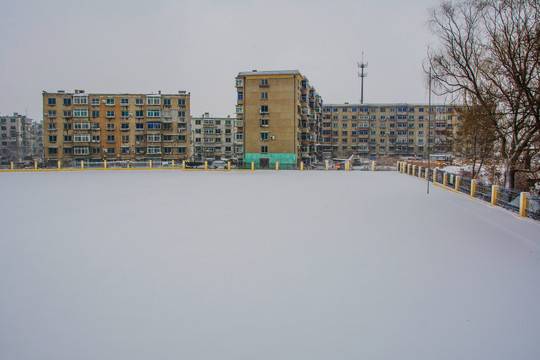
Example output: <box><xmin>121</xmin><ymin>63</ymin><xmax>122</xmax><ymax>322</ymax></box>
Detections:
<box><xmin>425</xmin><ymin>167</ymin><xmax>429</xmax><ymax>181</ymax></box>
<box><xmin>81</xmin><ymin>161</ymin><xmax>84</xmax><ymax>170</ymax></box>
<box><xmin>491</xmin><ymin>185</ymin><xmax>498</xmax><ymax>206</ymax></box>
<box><xmin>455</xmin><ymin>176</ymin><xmax>460</xmax><ymax>191</ymax></box>
<box><xmin>326</xmin><ymin>161</ymin><xmax>329</xmax><ymax>171</ymax></box>
<box><xmin>34</xmin><ymin>161</ymin><xmax>38</xmax><ymax>170</ymax></box>
<box><xmin>251</xmin><ymin>161</ymin><xmax>254</xmax><ymax>171</ymax></box>
<box><xmin>396</xmin><ymin>161</ymin><xmax>400</xmax><ymax>171</ymax></box>
<box><xmin>172</xmin><ymin>160</ymin><xmax>175</xmax><ymax>168</ymax></box>
<box><xmin>104</xmin><ymin>160</ymin><xmax>107</xmax><ymax>169</ymax></box>
<box><xmin>519</xmin><ymin>192</ymin><xmax>528</xmax><ymax>217</ymax></box>
<box><xmin>470</xmin><ymin>179</ymin><xmax>476</xmax><ymax>198</ymax></box>
<box><xmin>127</xmin><ymin>163</ymin><xmax>130</xmax><ymax>169</ymax></box>
<box><xmin>204</xmin><ymin>161</ymin><xmax>208</xmax><ymax>170</ymax></box>
<box><xmin>371</xmin><ymin>160</ymin><xmax>375</xmax><ymax>172</ymax></box>
<box><xmin>418</xmin><ymin>166</ymin><xmax>421</xmax><ymax>178</ymax></box>
<box><xmin>58</xmin><ymin>161</ymin><xmax>61</xmax><ymax>170</ymax></box>
<box><xmin>443</xmin><ymin>173</ymin><xmax>448</xmax><ymax>187</ymax></box>
<box><xmin>412</xmin><ymin>165</ymin><xmax>416</xmax><ymax>176</ymax></box>
<box><xmin>182</xmin><ymin>160</ymin><xmax>186</xmax><ymax>170</ymax></box>
<box><xmin>276</xmin><ymin>161</ymin><xmax>279</xmax><ymax>171</ymax></box>
<box><xmin>150</xmin><ymin>160</ymin><xmax>153</xmax><ymax>169</ymax></box>
<box><xmin>10</xmin><ymin>162</ymin><xmax>14</xmax><ymax>170</ymax></box>
<box><xmin>433</xmin><ymin>169</ymin><xmax>437</xmax><ymax>183</ymax></box>
<box><xmin>301</xmin><ymin>162</ymin><xmax>304</xmax><ymax>171</ymax></box>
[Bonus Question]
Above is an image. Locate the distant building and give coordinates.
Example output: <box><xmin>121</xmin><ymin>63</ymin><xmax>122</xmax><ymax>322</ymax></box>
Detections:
<box><xmin>235</xmin><ymin>70</ymin><xmax>323</xmax><ymax>168</ymax></box>
<box><xmin>322</xmin><ymin>103</ymin><xmax>462</xmax><ymax>158</ymax></box>
<box><xmin>42</xmin><ymin>90</ymin><xmax>191</xmax><ymax>165</ymax></box>
<box><xmin>190</xmin><ymin>113</ymin><xmax>243</xmax><ymax>162</ymax></box>
<box><xmin>0</xmin><ymin>113</ymin><xmax>42</xmax><ymax>164</ymax></box>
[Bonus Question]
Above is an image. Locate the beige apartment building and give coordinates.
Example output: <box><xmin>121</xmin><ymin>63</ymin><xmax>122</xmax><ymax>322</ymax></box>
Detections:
<box><xmin>190</xmin><ymin>113</ymin><xmax>243</xmax><ymax>162</ymax></box>
<box><xmin>42</xmin><ymin>90</ymin><xmax>190</xmax><ymax>165</ymax></box>
<box><xmin>321</xmin><ymin>103</ymin><xmax>461</xmax><ymax>158</ymax></box>
<box><xmin>235</xmin><ymin>70</ymin><xmax>323</xmax><ymax>168</ymax></box>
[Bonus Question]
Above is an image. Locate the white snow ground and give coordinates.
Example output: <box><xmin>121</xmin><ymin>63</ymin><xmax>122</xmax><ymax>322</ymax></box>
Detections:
<box><xmin>1</xmin><ymin>170</ymin><xmax>539</xmax><ymax>360</ymax></box>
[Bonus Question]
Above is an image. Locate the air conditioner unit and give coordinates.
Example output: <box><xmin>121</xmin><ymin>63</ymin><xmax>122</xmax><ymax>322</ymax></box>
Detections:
<box><xmin>270</xmin><ymin>136</ymin><xmax>275</xmax><ymax>140</ymax></box>
<box><xmin>129</xmin><ymin>113</ymin><xmax>133</xmax><ymax>116</ymax></box>
<box><xmin>102</xmin><ymin>100</ymin><xmax>106</xmax><ymax>104</ymax></box>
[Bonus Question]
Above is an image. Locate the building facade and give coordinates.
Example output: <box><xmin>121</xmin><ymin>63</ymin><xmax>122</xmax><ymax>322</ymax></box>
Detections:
<box><xmin>0</xmin><ymin>113</ymin><xmax>42</xmax><ymax>164</ymax></box>
<box><xmin>42</xmin><ymin>90</ymin><xmax>190</xmax><ymax>165</ymax></box>
<box><xmin>321</xmin><ymin>103</ymin><xmax>461</xmax><ymax>158</ymax></box>
<box><xmin>235</xmin><ymin>70</ymin><xmax>323</xmax><ymax>168</ymax></box>
<box><xmin>190</xmin><ymin>113</ymin><xmax>243</xmax><ymax>162</ymax></box>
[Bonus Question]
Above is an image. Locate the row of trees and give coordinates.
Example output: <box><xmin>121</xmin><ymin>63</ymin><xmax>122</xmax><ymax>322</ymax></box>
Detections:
<box><xmin>426</xmin><ymin>0</ymin><xmax>540</xmax><ymax>190</ymax></box>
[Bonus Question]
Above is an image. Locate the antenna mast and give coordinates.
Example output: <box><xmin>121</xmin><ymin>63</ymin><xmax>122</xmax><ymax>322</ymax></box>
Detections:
<box><xmin>358</xmin><ymin>52</ymin><xmax>368</xmax><ymax>104</ymax></box>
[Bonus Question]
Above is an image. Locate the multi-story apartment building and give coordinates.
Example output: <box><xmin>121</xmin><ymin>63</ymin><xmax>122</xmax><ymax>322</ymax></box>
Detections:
<box><xmin>190</xmin><ymin>113</ymin><xmax>243</xmax><ymax>162</ymax></box>
<box><xmin>42</xmin><ymin>90</ymin><xmax>190</xmax><ymax>165</ymax></box>
<box><xmin>0</xmin><ymin>113</ymin><xmax>42</xmax><ymax>164</ymax></box>
<box><xmin>321</xmin><ymin>103</ymin><xmax>462</xmax><ymax>158</ymax></box>
<box><xmin>235</xmin><ymin>70</ymin><xmax>323</xmax><ymax>168</ymax></box>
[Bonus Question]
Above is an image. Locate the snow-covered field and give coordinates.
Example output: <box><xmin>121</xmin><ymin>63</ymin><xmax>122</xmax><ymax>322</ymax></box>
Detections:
<box><xmin>1</xmin><ymin>170</ymin><xmax>539</xmax><ymax>360</ymax></box>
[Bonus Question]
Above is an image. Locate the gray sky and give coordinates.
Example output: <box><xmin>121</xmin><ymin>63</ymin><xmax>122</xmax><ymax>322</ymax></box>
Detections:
<box><xmin>0</xmin><ymin>0</ymin><xmax>444</xmax><ymax>121</ymax></box>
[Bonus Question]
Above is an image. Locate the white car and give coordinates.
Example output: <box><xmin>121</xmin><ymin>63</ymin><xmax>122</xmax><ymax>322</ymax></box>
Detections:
<box><xmin>211</xmin><ymin>160</ymin><xmax>228</xmax><ymax>169</ymax></box>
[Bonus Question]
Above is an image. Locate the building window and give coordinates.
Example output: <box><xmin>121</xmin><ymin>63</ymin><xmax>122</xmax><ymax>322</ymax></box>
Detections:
<box><xmin>147</xmin><ymin>145</ymin><xmax>161</xmax><ymax>154</ymax></box>
<box><xmin>106</xmin><ymin>123</ymin><xmax>115</xmax><ymax>131</ymax></box>
<box><xmin>238</xmin><ymin>92</ymin><xmax>243</xmax><ymax>100</ymax></box>
<box><xmin>48</xmin><ymin>147</ymin><xmax>58</xmax><ymax>155</ymax></box>
<box><xmin>261</xmin><ymin>92</ymin><xmax>268</xmax><ymax>100</ymax></box>
<box><xmin>260</xmin><ymin>132</ymin><xmax>269</xmax><ymax>141</ymax></box>
<box><xmin>73</xmin><ymin>109</ymin><xmax>88</xmax><ymax>118</ymax></box>
<box><xmin>48</xmin><ymin>98</ymin><xmax>56</xmax><ymax>105</ymax></box>
<box><xmin>48</xmin><ymin>135</ymin><xmax>57</xmax><ymax>142</ymax></box>
<box><xmin>106</xmin><ymin>111</ymin><xmax>115</xmax><ymax>118</ymax></box>
<box><xmin>91</xmin><ymin>98</ymin><xmax>100</xmax><ymax>106</ymax></box>
<box><xmin>63</xmin><ymin>98</ymin><xmax>71</xmax><ymax>106</ymax></box>
<box><xmin>74</xmin><ymin>121</ymin><xmax>90</xmax><ymax>130</ymax></box>
<box><xmin>64</xmin><ymin>135</ymin><xmax>72</xmax><ymax>142</ymax></box>
<box><xmin>121</xmin><ymin>111</ymin><xmax>129</xmax><ymax>118</ymax></box>
<box><xmin>236</xmin><ymin>131</ymin><xmax>243</xmax><ymax>140</ymax></box>
<box><xmin>92</xmin><ymin>135</ymin><xmax>100</xmax><ymax>142</ymax></box>
<box><xmin>48</xmin><ymin>122</ymin><xmax>57</xmax><ymax>130</ymax></box>
<box><xmin>73</xmin><ymin>96</ymin><xmax>88</xmax><ymax>105</ymax></box>
<box><xmin>261</xmin><ymin>145</ymin><xmax>268</xmax><ymax>153</ymax></box>
<box><xmin>106</xmin><ymin>135</ymin><xmax>115</xmax><ymax>143</ymax></box>
<box><xmin>106</xmin><ymin>98</ymin><xmax>115</xmax><ymax>106</ymax></box>
<box><xmin>63</xmin><ymin>110</ymin><xmax>72</xmax><ymax>118</ymax></box>
<box><xmin>91</xmin><ymin>110</ymin><xmax>100</xmax><ymax>118</ymax></box>
<box><xmin>135</xmin><ymin>123</ymin><xmax>144</xmax><ymax>130</ymax></box>
<box><xmin>48</xmin><ymin>110</ymin><xmax>57</xmax><ymax>118</ymax></box>
<box><xmin>121</xmin><ymin>147</ymin><xmax>130</xmax><ymax>154</ymax></box>
<box><xmin>74</xmin><ymin>134</ymin><xmax>90</xmax><ymax>142</ymax></box>
<box><xmin>121</xmin><ymin>98</ymin><xmax>129</xmax><ymax>106</ymax></box>
<box><xmin>260</xmin><ymin>79</ymin><xmax>269</xmax><ymax>87</ymax></box>
<box><xmin>147</xmin><ymin>109</ymin><xmax>160</xmax><ymax>117</ymax></box>
<box><xmin>260</xmin><ymin>105</ymin><xmax>269</xmax><ymax>114</ymax></box>
<box><xmin>121</xmin><ymin>123</ymin><xmax>129</xmax><ymax>131</ymax></box>
<box><xmin>178</xmin><ymin>111</ymin><xmax>186</xmax><ymax>118</ymax></box>
<box><xmin>260</xmin><ymin>118</ymin><xmax>269</xmax><ymax>127</ymax></box>
<box><xmin>147</xmin><ymin>121</ymin><xmax>161</xmax><ymax>130</ymax></box>
<box><xmin>135</xmin><ymin>98</ymin><xmax>143</xmax><ymax>106</ymax></box>
<box><xmin>178</xmin><ymin>98</ymin><xmax>186</xmax><ymax>106</ymax></box>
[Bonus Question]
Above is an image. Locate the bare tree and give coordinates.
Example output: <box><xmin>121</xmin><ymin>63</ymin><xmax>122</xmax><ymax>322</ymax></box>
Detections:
<box><xmin>426</xmin><ymin>0</ymin><xmax>540</xmax><ymax>189</ymax></box>
<box><xmin>453</xmin><ymin>103</ymin><xmax>497</xmax><ymax>178</ymax></box>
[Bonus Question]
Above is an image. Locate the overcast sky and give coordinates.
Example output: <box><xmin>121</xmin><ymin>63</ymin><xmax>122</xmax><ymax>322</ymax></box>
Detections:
<box><xmin>0</xmin><ymin>0</ymin><xmax>446</xmax><ymax>121</ymax></box>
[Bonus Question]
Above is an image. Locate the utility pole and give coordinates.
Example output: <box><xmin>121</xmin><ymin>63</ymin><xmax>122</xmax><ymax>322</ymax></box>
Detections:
<box><xmin>357</xmin><ymin>52</ymin><xmax>368</xmax><ymax>104</ymax></box>
<box><xmin>427</xmin><ymin>68</ymin><xmax>432</xmax><ymax>195</ymax></box>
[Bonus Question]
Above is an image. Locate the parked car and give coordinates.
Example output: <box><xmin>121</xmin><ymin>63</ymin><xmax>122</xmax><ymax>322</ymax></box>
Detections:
<box><xmin>211</xmin><ymin>160</ymin><xmax>228</xmax><ymax>169</ymax></box>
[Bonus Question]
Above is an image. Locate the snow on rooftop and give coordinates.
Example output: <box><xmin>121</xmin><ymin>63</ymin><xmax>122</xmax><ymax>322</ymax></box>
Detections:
<box><xmin>1</xmin><ymin>171</ymin><xmax>539</xmax><ymax>360</ymax></box>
